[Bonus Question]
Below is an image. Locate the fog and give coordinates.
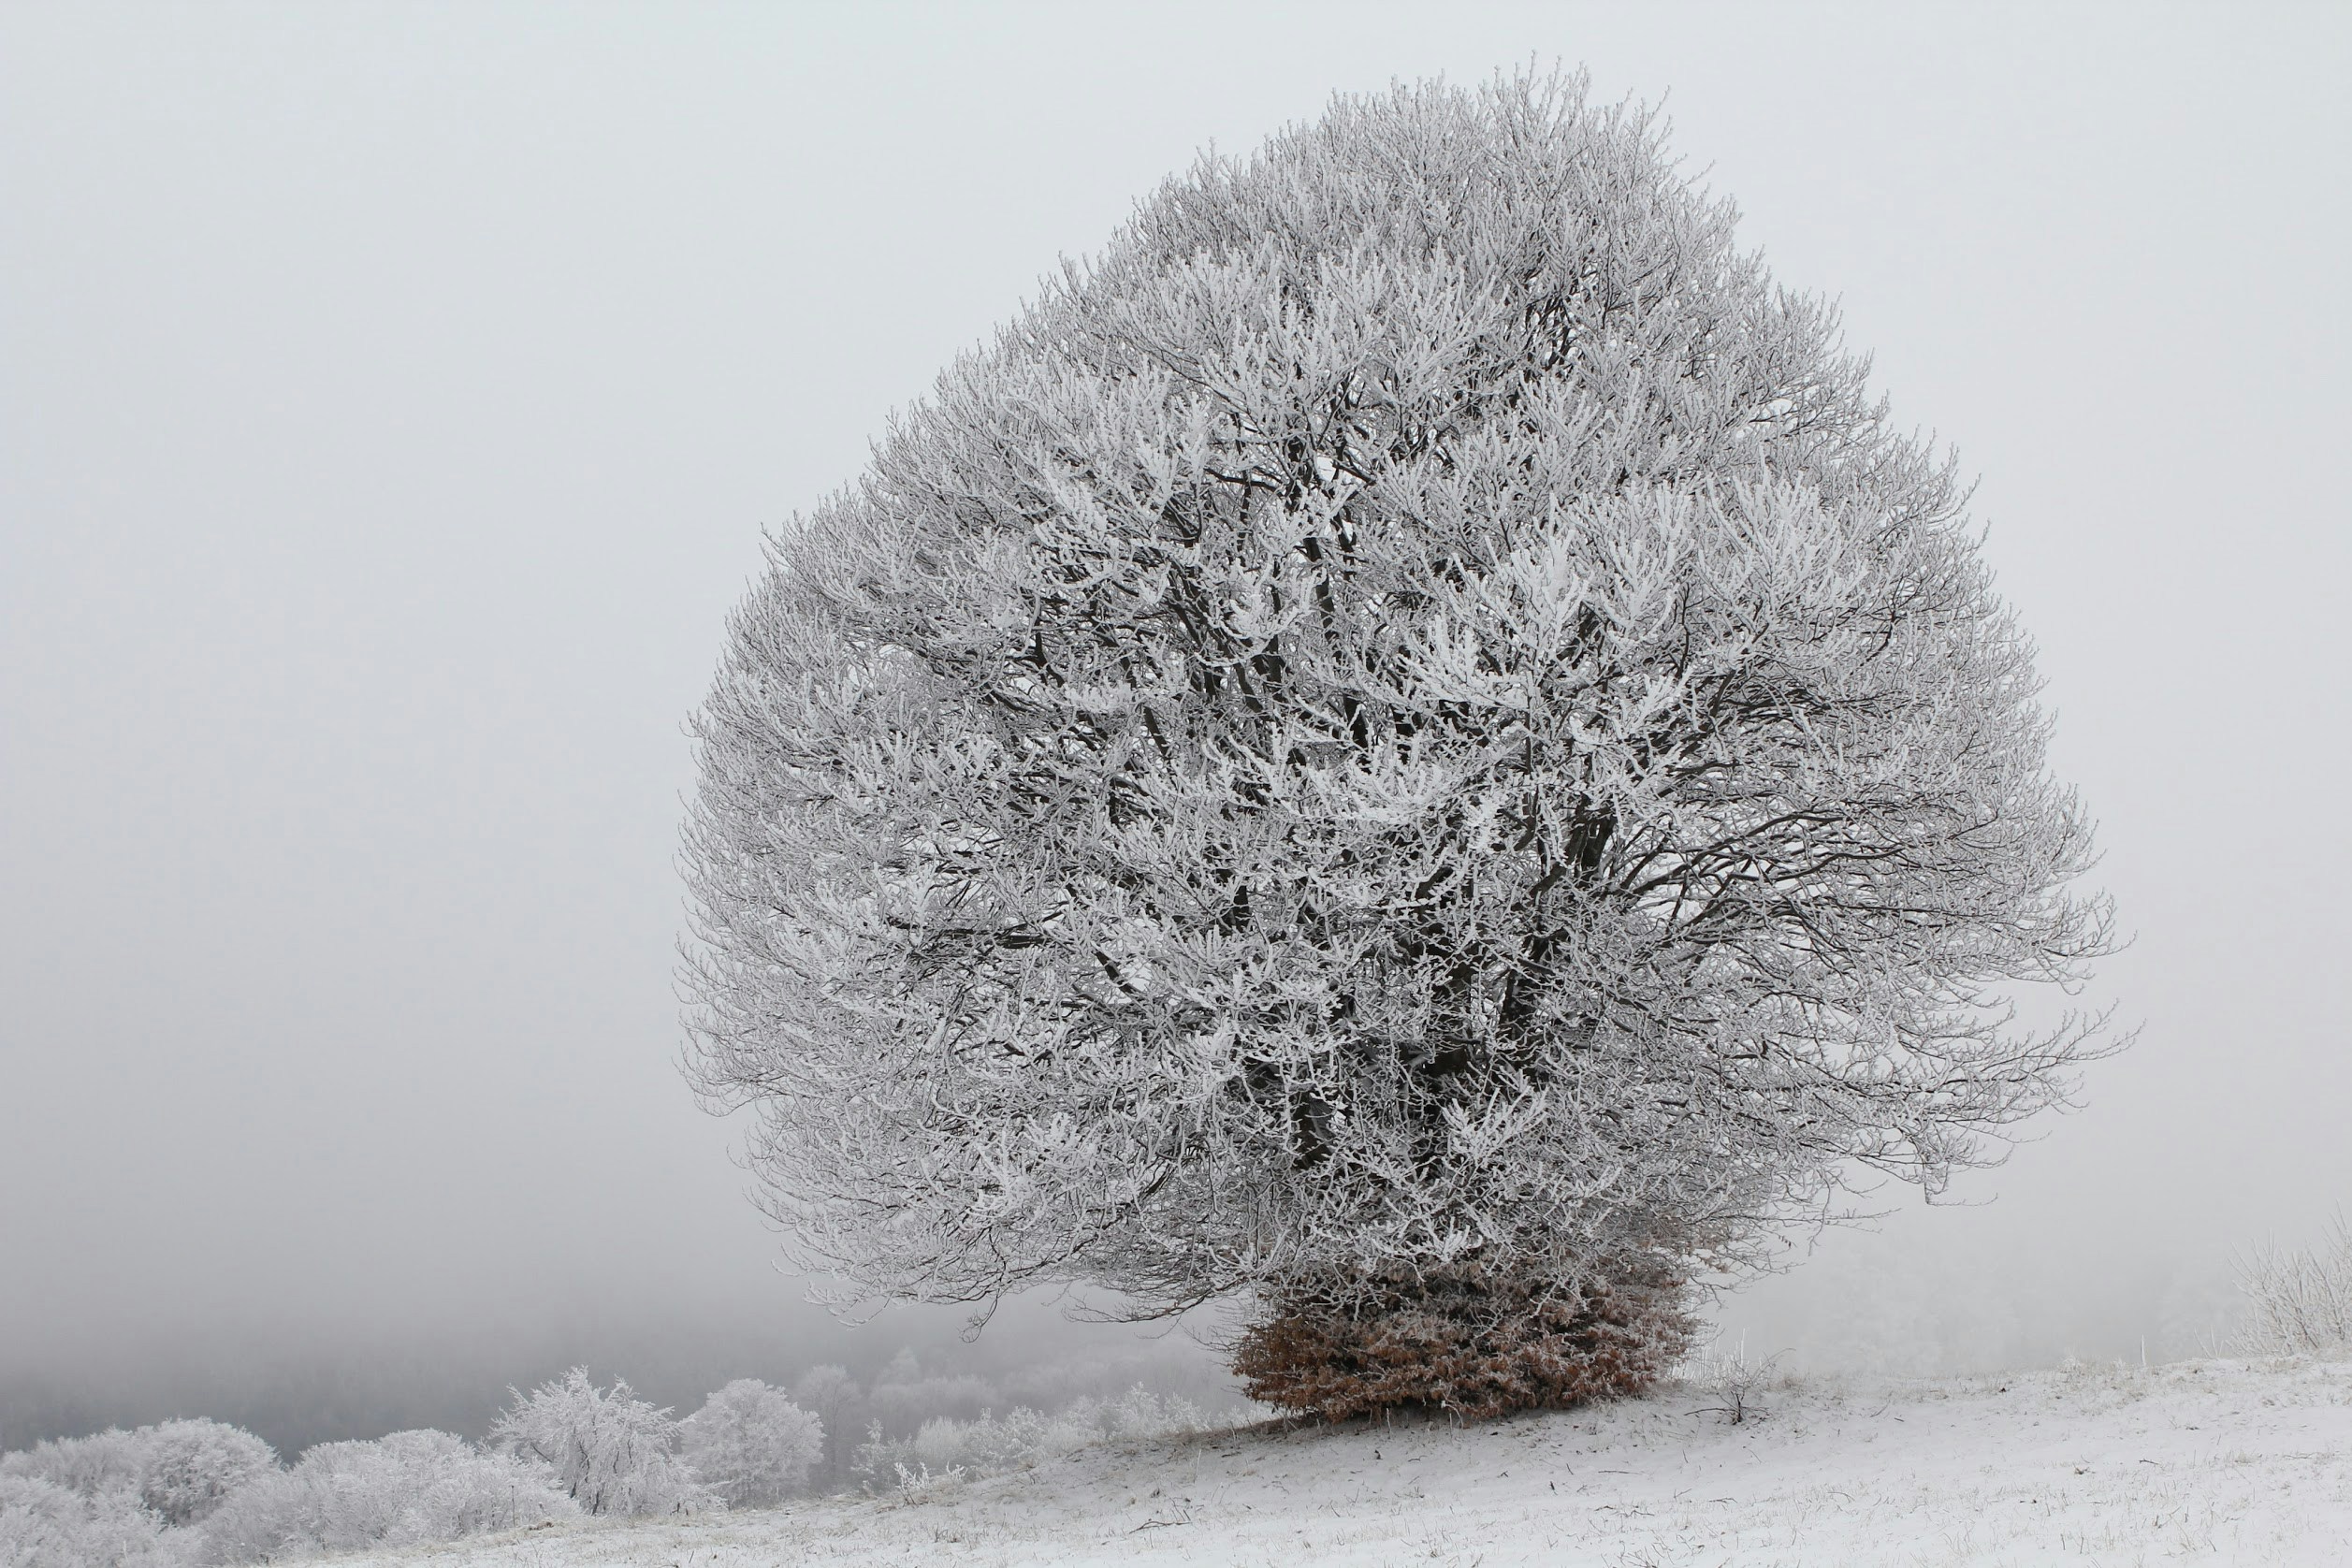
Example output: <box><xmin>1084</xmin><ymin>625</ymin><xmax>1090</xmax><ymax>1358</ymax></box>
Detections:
<box><xmin>4</xmin><ymin>2</ymin><xmax>2347</xmax><ymax>1456</ymax></box>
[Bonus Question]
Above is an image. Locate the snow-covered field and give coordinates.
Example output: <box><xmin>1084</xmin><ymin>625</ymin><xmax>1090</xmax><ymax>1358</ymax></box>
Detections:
<box><xmin>332</xmin><ymin>1357</ymin><xmax>2351</xmax><ymax>1567</ymax></box>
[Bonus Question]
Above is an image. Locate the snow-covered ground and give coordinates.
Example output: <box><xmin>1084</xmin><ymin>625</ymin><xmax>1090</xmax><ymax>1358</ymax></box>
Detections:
<box><xmin>336</xmin><ymin>1357</ymin><xmax>2351</xmax><ymax>1567</ymax></box>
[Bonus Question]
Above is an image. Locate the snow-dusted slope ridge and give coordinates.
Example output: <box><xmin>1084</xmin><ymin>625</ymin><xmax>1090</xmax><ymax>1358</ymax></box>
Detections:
<box><xmin>327</xmin><ymin>1358</ymin><xmax>2351</xmax><ymax>1567</ymax></box>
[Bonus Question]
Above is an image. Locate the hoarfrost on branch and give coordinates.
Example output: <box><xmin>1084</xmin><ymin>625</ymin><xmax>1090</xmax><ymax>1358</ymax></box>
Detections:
<box><xmin>681</xmin><ymin>72</ymin><xmax>2119</xmax><ymax>1326</ymax></box>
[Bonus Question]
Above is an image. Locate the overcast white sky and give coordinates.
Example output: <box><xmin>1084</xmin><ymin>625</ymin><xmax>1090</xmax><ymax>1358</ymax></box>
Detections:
<box><xmin>4</xmin><ymin>1</ymin><xmax>2348</xmax><ymax>1445</ymax></box>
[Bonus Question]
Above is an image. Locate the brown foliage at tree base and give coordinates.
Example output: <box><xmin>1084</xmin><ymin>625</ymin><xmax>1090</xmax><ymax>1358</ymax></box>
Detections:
<box><xmin>1234</xmin><ymin>1263</ymin><xmax>1695</xmax><ymax>1422</ymax></box>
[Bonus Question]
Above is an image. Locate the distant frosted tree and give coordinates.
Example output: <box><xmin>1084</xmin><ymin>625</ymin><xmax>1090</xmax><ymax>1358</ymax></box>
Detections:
<box><xmin>863</xmin><ymin>1353</ymin><xmax>994</xmax><ymax>1438</ymax></box>
<box><xmin>682</xmin><ymin>70</ymin><xmax>2119</xmax><ymax>1416</ymax></box>
<box><xmin>0</xmin><ymin>1430</ymin><xmax>148</xmax><ymax>1501</ymax></box>
<box><xmin>1</xmin><ymin>1418</ymin><xmax>273</xmax><ymax>1528</ymax></box>
<box><xmin>133</xmin><ymin>1421</ymin><xmax>275</xmax><ymax>1529</ymax></box>
<box><xmin>677</xmin><ymin>1381</ymin><xmax>821</xmax><ymax>1507</ymax></box>
<box><xmin>489</xmin><ymin>1371</ymin><xmax>706</xmax><ymax>1517</ymax></box>
<box><xmin>789</xmin><ymin>1366</ymin><xmax>864</xmax><ymax>1489</ymax></box>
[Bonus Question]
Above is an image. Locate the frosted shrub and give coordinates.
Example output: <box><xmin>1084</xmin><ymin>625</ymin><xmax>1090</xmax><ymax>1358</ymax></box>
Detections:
<box><xmin>857</xmin><ymin>1388</ymin><xmax>1210</xmax><ymax>1481</ymax></box>
<box><xmin>0</xmin><ymin>1477</ymin><xmax>84</xmax><ymax>1568</ymax></box>
<box><xmin>1085</xmin><ymin>1387</ymin><xmax>1211</xmax><ymax>1444</ymax></box>
<box><xmin>677</xmin><ymin>1380</ymin><xmax>822</xmax><ymax>1507</ymax></box>
<box><xmin>489</xmin><ymin>1370</ymin><xmax>708</xmax><ymax>1518</ymax></box>
<box><xmin>0</xmin><ymin>1475</ymin><xmax>179</xmax><ymax>1568</ymax></box>
<box><xmin>912</xmin><ymin>1408</ymin><xmax>1047</xmax><ymax>1474</ymax></box>
<box><xmin>682</xmin><ymin>68</ymin><xmax>2121</xmax><ymax>1420</ymax></box>
<box><xmin>0</xmin><ymin>1418</ymin><xmax>273</xmax><ymax>1528</ymax></box>
<box><xmin>1677</xmin><ymin>1332</ymin><xmax>1786</xmax><ymax>1426</ymax></box>
<box><xmin>134</xmin><ymin>1422</ymin><xmax>276</xmax><ymax>1530</ymax></box>
<box><xmin>2235</xmin><ymin>1212</ymin><xmax>2352</xmax><ymax>1355</ymax></box>
<box><xmin>882</xmin><ymin>1463</ymin><xmax>963</xmax><ymax>1505</ymax></box>
<box><xmin>196</xmin><ymin>1430</ymin><xmax>572</xmax><ymax>1564</ymax></box>
<box><xmin>0</xmin><ymin>1429</ymin><xmax>149</xmax><ymax>1499</ymax></box>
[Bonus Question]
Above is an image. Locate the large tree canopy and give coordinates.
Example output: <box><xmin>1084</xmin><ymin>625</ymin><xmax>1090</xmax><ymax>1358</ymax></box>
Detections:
<box><xmin>681</xmin><ymin>74</ymin><xmax>2115</xmax><ymax>1381</ymax></box>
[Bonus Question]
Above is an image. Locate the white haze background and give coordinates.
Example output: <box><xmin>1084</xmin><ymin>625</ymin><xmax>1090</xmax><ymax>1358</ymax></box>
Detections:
<box><xmin>3</xmin><ymin>1</ymin><xmax>2347</xmax><ymax>1450</ymax></box>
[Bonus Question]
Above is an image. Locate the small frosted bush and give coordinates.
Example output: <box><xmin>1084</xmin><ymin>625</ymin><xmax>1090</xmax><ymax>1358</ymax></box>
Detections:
<box><xmin>2235</xmin><ymin>1212</ymin><xmax>2352</xmax><ymax>1355</ymax></box>
<box><xmin>678</xmin><ymin>1381</ymin><xmax>822</xmax><ymax>1507</ymax></box>
<box><xmin>489</xmin><ymin>1369</ymin><xmax>709</xmax><ymax>1518</ymax></box>
<box><xmin>197</xmin><ymin>1430</ymin><xmax>572</xmax><ymax>1564</ymax></box>
<box><xmin>911</xmin><ymin>1407</ymin><xmax>1048</xmax><ymax>1474</ymax></box>
<box><xmin>1676</xmin><ymin>1332</ymin><xmax>1788</xmax><ymax>1426</ymax></box>
<box><xmin>0</xmin><ymin>1474</ymin><xmax>180</xmax><ymax>1568</ymax></box>
<box><xmin>882</xmin><ymin>1462</ymin><xmax>964</xmax><ymax>1505</ymax></box>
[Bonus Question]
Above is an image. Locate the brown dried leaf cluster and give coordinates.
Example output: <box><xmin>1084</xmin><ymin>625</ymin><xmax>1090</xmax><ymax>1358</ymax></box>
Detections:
<box><xmin>1234</xmin><ymin>1264</ymin><xmax>1695</xmax><ymax>1421</ymax></box>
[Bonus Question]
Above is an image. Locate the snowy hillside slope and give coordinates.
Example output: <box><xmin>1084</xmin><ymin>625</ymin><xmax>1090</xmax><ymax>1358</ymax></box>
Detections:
<box><xmin>336</xmin><ymin>1357</ymin><xmax>2351</xmax><ymax>1566</ymax></box>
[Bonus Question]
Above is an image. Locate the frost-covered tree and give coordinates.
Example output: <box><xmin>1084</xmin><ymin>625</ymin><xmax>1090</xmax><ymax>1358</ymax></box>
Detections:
<box><xmin>488</xmin><ymin>1371</ymin><xmax>706</xmax><ymax>1517</ymax></box>
<box><xmin>0</xmin><ymin>1476</ymin><xmax>178</xmax><ymax>1568</ymax></box>
<box><xmin>682</xmin><ymin>71</ymin><xmax>2118</xmax><ymax>1416</ymax></box>
<box><xmin>789</xmin><ymin>1366</ymin><xmax>864</xmax><ymax>1489</ymax></box>
<box><xmin>2</xmin><ymin>1418</ymin><xmax>274</xmax><ymax>1529</ymax></box>
<box><xmin>132</xmin><ymin>1421</ymin><xmax>276</xmax><ymax>1530</ymax></box>
<box><xmin>0</xmin><ymin>1430</ymin><xmax>149</xmax><ymax>1502</ymax></box>
<box><xmin>677</xmin><ymin>1380</ymin><xmax>822</xmax><ymax>1507</ymax></box>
